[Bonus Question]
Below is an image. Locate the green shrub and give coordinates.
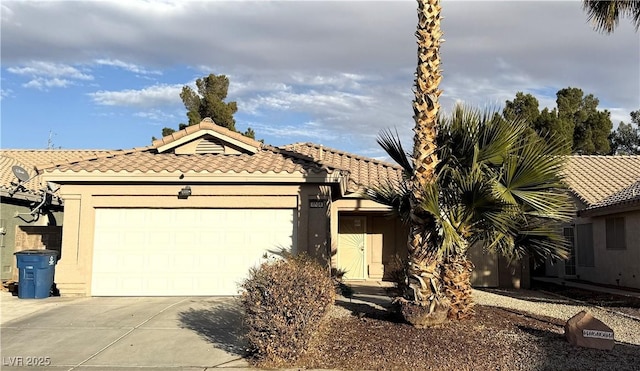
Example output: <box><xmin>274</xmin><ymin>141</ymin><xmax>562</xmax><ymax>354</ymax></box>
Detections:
<box><xmin>240</xmin><ymin>254</ymin><xmax>335</xmax><ymax>366</ymax></box>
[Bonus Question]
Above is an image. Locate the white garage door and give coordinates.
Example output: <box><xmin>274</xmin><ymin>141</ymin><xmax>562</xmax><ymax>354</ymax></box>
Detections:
<box><xmin>91</xmin><ymin>208</ymin><xmax>296</xmax><ymax>296</ymax></box>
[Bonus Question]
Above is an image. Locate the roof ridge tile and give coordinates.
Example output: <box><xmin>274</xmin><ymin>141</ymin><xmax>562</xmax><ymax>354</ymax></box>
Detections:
<box><xmin>151</xmin><ymin>119</ymin><xmax>261</xmax><ymax>151</ymax></box>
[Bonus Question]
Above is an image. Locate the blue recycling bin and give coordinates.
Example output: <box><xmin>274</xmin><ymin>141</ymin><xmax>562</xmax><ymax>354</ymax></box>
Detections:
<box><xmin>15</xmin><ymin>249</ymin><xmax>58</xmax><ymax>299</ymax></box>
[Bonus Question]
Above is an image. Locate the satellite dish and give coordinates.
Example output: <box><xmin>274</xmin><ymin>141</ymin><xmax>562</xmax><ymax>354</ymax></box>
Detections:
<box><xmin>12</xmin><ymin>166</ymin><xmax>30</xmax><ymax>182</ymax></box>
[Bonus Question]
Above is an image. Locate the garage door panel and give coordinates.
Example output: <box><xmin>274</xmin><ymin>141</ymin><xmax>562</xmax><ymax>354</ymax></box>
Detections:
<box><xmin>92</xmin><ymin>208</ymin><xmax>296</xmax><ymax>296</ymax></box>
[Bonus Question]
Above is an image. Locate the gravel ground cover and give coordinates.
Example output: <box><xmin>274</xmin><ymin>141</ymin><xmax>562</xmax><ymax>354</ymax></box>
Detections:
<box><xmin>282</xmin><ymin>287</ymin><xmax>640</xmax><ymax>371</ymax></box>
<box><xmin>530</xmin><ymin>281</ymin><xmax>640</xmax><ymax>319</ymax></box>
<box><xmin>474</xmin><ymin>288</ymin><xmax>640</xmax><ymax>346</ymax></box>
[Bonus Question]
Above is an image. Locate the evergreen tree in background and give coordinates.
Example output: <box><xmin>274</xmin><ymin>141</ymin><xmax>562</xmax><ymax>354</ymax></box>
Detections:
<box><xmin>610</xmin><ymin>110</ymin><xmax>640</xmax><ymax>154</ymax></box>
<box><xmin>557</xmin><ymin>87</ymin><xmax>612</xmax><ymax>154</ymax></box>
<box><xmin>156</xmin><ymin>74</ymin><xmax>255</xmax><ymax>140</ymax></box>
<box><xmin>502</xmin><ymin>87</ymin><xmax>613</xmax><ymax>154</ymax></box>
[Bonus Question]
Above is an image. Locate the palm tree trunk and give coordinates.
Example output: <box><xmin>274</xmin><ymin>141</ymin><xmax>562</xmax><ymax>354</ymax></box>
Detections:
<box><xmin>399</xmin><ymin>0</ymin><xmax>448</xmax><ymax>327</ymax></box>
<box><xmin>442</xmin><ymin>252</ymin><xmax>475</xmax><ymax>320</ymax></box>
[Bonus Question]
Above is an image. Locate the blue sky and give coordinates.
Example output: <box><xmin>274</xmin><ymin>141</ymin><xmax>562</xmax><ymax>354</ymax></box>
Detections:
<box><xmin>2</xmin><ymin>1</ymin><xmax>638</xmax><ymax>159</ymax></box>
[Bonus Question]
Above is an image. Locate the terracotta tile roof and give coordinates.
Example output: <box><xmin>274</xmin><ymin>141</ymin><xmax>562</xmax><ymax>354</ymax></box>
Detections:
<box><xmin>151</xmin><ymin>119</ymin><xmax>262</xmax><ymax>151</ymax></box>
<box><xmin>41</xmin><ymin>146</ymin><xmax>338</xmax><ymax>178</ymax></box>
<box><xmin>35</xmin><ymin>143</ymin><xmax>401</xmax><ymax>195</ymax></box>
<box><xmin>0</xmin><ymin>150</ymin><xmax>109</xmax><ymax>196</ymax></box>
<box><xmin>563</xmin><ymin>155</ymin><xmax>640</xmax><ymax>207</ymax></box>
<box><xmin>590</xmin><ymin>180</ymin><xmax>640</xmax><ymax>210</ymax></box>
<box><xmin>2</xmin><ymin>122</ymin><xmax>398</xmax><ymax>196</ymax></box>
<box><xmin>279</xmin><ymin>142</ymin><xmax>404</xmax><ymax>193</ymax></box>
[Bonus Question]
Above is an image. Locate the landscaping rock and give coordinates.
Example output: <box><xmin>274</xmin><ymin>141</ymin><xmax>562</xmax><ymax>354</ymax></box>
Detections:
<box><xmin>565</xmin><ymin>310</ymin><xmax>615</xmax><ymax>350</ymax></box>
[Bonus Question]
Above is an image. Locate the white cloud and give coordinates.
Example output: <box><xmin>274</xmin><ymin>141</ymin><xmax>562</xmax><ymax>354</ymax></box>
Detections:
<box><xmin>94</xmin><ymin>59</ymin><xmax>161</xmax><ymax>75</ymax></box>
<box><xmin>6</xmin><ymin>61</ymin><xmax>93</xmax><ymax>90</ymax></box>
<box><xmin>0</xmin><ymin>88</ymin><xmax>13</xmax><ymax>100</ymax></box>
<box><xmin>250</xmin><ymin>121</ymin><xmax>333</xmax><ymax>142</ymax></box>
<box><xmin>609</xmin><ymin>108</ymin><xmax>633</xmax><ymax>128</ymax></box>
<box><xmin>1</xmin><ymin>3</ymin><xmax>15</xmax><ymax>23</ymax></box>
<box><xmin>232</xmin><ymin>71</ymin><xmax>378</xmax><ymax>116</ymax></box>
<box><xmin>241</xmin><ymin>89</ymin><xmax>374</xmax><ymax>117</ymax></box>
<box><xmin>134</xmin><ymin>109</ymin><xmax>178</xmax><ymax>121</ymax></box>
<box><xmin>289</xmin><ymin>72</ymin><xmax>368</xmax><ymax>90</ymax></box>
<box><xmin>88</xmin><ymin>83</ymin><xmax>183</xmax><ymax>107</ymax></box>
<box><xmin>233</xmin><ymin>70</ymin><xmax>413</xmax><ymax>152</ymax></box>
<box><xmin>7</xmin><ymin>61</ymin><xmax>92</xmax><ymax>80</ymax></box>
<box><xmin>23</xmin><ymin>77</ymin><xmax>72</xmax><ymax>90</ymax></box>
<box><xmin>228</xmin><ymin>79</ymin><xmax>290</xmax><ymax>97</ymax></box>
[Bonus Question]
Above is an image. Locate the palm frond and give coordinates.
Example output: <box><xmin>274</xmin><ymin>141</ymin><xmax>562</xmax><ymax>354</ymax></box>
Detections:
<box><xmin>377</xmin><ymin>128</ymin><xmax>413</xmax><ymax>177</ymax></box>
<box><xmin>366</xmin><ymin>180</ymin><xmax>412</xmax><ymax>223</ymax></box>
<box><xmin>476</xmin><ymin>113</ymin><xmax>525</xmax><ymax>166</ymax></box>
<box><xmin>583</xmin><ymin>0</ymin><xmax>640</xmax><ymax>34</ymax></box>
<box><xmin>373</xmin><ymin>103</ymin><xmax>576</xmax><ymax>270</ymax></box>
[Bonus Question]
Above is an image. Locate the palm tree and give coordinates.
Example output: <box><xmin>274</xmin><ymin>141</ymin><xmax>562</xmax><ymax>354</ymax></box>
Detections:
<box><xmin>582</xmin><ymin>0</ymin><xmax>640</xmax><ymax>34</ymax></box>
<box><xmin>369</xmin><ymin>105</ymin><xmax>574</xmax><ymax>321</ymax></box>
<box><xmin>397</xmin><ymin>0</ymin><xmax>447</xmax><ymax>327</ymax></box>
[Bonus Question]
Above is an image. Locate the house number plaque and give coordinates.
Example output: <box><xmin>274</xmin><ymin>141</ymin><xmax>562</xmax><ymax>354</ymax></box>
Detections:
<box><xmin>309</xmin><ymin>200</ymin><xmax>326</xmax><ymax>208</ymax></box>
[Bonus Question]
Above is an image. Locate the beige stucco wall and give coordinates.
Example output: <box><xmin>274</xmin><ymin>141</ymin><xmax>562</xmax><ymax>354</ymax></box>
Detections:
<box><xmin>468</xmin><ymin>243</ymin><xmax>499</xmax><ymax>287</ymax></box>
<box><xmin>53</xmin><ymin>178</ymin><xmax>532</xmax><ymax>295</ymax></box>
<box><xmin>468</xmin><ymin>242</ymin><xmax>529</xmax><ymax>289</ymax></box>
<box><xmin>54</xmin><ymin>182</ymin><xmax>335</xmax><ymax>296</ymax></box>
<box><xmin>575</xmin><ymin>209</ymin><xmax>640</xmax><ymax>289</ymax></box>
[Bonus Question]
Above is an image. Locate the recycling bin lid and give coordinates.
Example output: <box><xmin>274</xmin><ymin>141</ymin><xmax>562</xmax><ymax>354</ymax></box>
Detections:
<box><xmin>14</xmin><ymin>249</ymin><xmax>59</xmax><ymax>256</ymax></box>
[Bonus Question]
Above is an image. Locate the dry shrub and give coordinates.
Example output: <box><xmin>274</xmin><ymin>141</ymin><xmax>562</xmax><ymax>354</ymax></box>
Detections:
<box><xmin>240</xmin><ymin>255</ymin><xmax>335</xmax><ymax>366</ymax></box>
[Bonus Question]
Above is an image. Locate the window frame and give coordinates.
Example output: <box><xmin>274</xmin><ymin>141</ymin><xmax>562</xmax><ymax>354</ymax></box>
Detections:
<box><xmin>576</xmin><ymin>223</ymin><xmax>594</xmax><ymax>268</ymax></box>
<box><xmin>605</xmin><ymin>217</ymin><xmax>626</xmax><ymax>250</ymax></box>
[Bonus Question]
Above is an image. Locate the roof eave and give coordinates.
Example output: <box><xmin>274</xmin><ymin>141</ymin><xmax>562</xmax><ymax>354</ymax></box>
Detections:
<box><xmin>0</xmin><ymin>189</ymin><xmax>63</xmax><ymax>206</ymax></box>
<box><xmin>42</xmin><ymin>170</ymin><xmax>346</xmax><ymax>185</ymax></box>
<box><xmin>578</xmin><ymin>199</ymin><xmax>640</xmax><ymax>217</ymax></box>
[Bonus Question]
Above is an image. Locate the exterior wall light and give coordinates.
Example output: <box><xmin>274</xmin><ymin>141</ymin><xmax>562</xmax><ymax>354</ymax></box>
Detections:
<box><xmin>178</xmin><ymin>185</ymin><xmax>192</xmax><ymax>199</ymax></box>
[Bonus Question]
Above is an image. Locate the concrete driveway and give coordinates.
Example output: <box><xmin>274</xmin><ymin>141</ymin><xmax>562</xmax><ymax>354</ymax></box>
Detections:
<box><xmin>1</xmin><ymin>294</ymin><xmax>250</xmax><ymax>370</ymax></box>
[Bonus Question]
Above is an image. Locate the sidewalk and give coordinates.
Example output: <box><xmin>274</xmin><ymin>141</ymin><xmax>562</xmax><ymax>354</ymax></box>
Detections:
<box><xmin>532</xmin><ymin>276</ymin><xmax>640</xmax><ymax>299</ymax></box>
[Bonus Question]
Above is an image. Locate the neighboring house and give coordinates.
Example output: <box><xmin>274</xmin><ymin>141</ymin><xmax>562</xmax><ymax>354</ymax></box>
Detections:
<box><xmin>0</xmin><ymin>150</ymin><xmax>105</xmax><ymax>282</ymax></box>
<box><xmin>28</xmin><ymin>119</ymin><xmax>523</xmax><ymax>297</ymax></box>
<box><xmin>545</xmin><ymin>155</ymin><xmax>640</xmax><ymax>290</ymax></box>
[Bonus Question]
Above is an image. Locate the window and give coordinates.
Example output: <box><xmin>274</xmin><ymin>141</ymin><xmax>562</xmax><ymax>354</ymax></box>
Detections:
<box><xmin>576</xmin><ymin>223</ymin><xmax>594</xmax><ymax>267</ymax></box>
<box><xmin>605</xmin><ymin>217</ymin><xmax>626</xmax><ymax>250</ymax></box>
<box><xmin>563</xmin><ymin>227</ymin><xmax>576</xmax><ymax>276</ymax></box>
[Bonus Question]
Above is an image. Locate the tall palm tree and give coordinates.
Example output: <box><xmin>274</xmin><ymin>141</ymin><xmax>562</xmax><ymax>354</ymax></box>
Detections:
<box><xmin>399</xmin><ymin>0</ymin><xmax>447</xmax><ymax>327</ymax></box>
<box><xmin>369</xmin><ymin>105</ymin><xmax>575</xmax><ymax>321</ymax></box>
<box><xmin>582</xmin><ymin>0</ymin><xmax>640</xmax><ymax>34</ymax></box>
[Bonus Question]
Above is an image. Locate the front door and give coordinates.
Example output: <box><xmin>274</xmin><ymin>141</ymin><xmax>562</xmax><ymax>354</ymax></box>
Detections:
<box><xmin>338</xmin><ymin>216</ymin><xmax>366</xmax><ymax>280</ymax></box>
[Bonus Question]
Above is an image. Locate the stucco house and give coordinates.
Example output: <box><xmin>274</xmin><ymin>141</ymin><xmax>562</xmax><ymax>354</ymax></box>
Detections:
<box><xmin>545</xmin><ymin>155</ymin><xmax>640</xmax><ymax>290</ymax></box>
<box><xmin>0</xmin><ymin>150</ymin><xmax>104</xmax><ymax>282</ymax></box>
<box><xmin>7</xmin><ymin>119</ymin><xmax>525</xmax><ymax>297</ymax></box>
